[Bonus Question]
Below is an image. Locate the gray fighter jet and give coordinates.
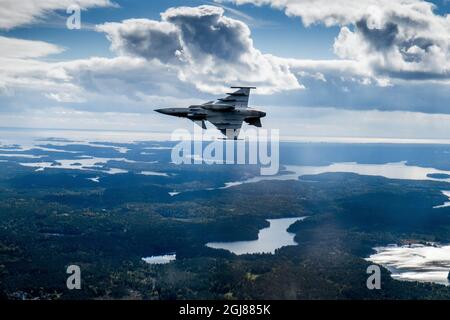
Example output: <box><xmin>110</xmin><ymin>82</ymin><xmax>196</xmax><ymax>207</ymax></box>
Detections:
<box><xmin>155</xmin><ymin>86</ymin><xmax>265</xmax><ymax>139</ymax></box>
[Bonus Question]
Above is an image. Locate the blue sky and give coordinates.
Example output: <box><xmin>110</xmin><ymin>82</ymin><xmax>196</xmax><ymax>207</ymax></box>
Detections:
<box><xmin>0</xmin><ymin>0</ymin><xmax>449</xmax><ymax>141</ymax></box>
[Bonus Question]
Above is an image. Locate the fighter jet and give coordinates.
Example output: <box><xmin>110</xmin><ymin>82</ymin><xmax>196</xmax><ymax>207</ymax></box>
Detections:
<box><xmin>155</xmin><ymin>86</ymin><xmax>265</xmax><ymax>140</ymax></box>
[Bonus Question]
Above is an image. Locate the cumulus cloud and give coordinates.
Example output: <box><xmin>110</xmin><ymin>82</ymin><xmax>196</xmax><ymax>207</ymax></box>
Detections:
<box><xmin>0</xmin><ymin>0</ymin><xmax>116</xmax><ymax>29</ymax></box>
<box><xmin>96</xmin><ymin>19</ymin><xmax>182</xmax><ymax>63</ymax></box>
<box><xmin>162</xmin><ymin>5</ymin><xmax>251</xmax><ymax>62</ymax></box>
<box><xmin>333</xmin><ymin>11</ymin><xmax>450</xmax><ymax>81</ymax></box>
<box><xmin>96</xmin><ymin>5</ymin><xmax>302</xmax><ymax>94</ymax></box>
<box><xmin>221</xmin><ymin>0</ymin><xmax>450</xmax><ymax>81</ymax></box>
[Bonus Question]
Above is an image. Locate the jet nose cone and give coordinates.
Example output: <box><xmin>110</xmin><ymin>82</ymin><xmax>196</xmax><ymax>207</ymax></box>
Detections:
<box><xmin>260</xmin><ymin>111</ymin><xmax>266</xmax><ymax>117</ymax></box>
<box><xmin>155</xmin><ymin>108</ymin><xmax>170</xmax><ymax>115</ymax></box>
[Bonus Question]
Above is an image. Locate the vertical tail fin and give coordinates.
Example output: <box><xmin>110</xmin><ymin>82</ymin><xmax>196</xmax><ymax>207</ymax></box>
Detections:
<box><xmin>217</xmin><ymin>86</ymin><xmax>256</xmax><ymax>108</ymax></box>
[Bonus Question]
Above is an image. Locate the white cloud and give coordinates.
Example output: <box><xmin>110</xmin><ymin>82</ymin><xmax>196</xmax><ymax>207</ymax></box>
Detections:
<box><xmin>0</xmin><ymin>35</ymin><xmax>86</xmax><ymax>105</ymax></box>
<box><xmin>0</xmin><ymin>57</ymin><xmax>78</xmax><ymax>104</ymax></box>
<box><xmin>0</xmin><ymin>34</ymin><xmax>202</xmax><ymax>109</ymax></box>
<box><xmin>221</xmin><ymin>0</ymin><xmax>450</xmax><ymax>81</ymax></box>
<box><xmin>0</xmin><ymin>0</ymin><xmax>116</xmax><ymax>29</ymax></box>
<box><xmin>0</xmin><ymin>36</ymin><xmax>64</xmax><ymax>58</ymax></box>
<box><xmin>57</xmin><ymin>56</ymin><xmax>200</xmax><ymax>103</ymax></box>
<box><xmin>96</xmin><ymin>5</ymin><xmax>302</xmax><ymax>94</ymax></box>
<box><xmin>219</xmin><ymin>0</ymin><xmax>437</xmax><ymax>26</ymax></box>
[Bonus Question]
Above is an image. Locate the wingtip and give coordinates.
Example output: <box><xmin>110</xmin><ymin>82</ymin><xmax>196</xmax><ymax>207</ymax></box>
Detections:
<box><xmin>230</xmin><ymin>86</ymin><xmax>256</xmax><ymax>89</ymax></box>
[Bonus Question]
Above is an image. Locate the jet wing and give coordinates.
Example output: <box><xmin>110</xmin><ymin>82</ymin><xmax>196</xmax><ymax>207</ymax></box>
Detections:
<box><xmin>191</xmin><ymin>119</ymin><xmax>207</xmax><ymax>129</ymax></box>
<box><xmin>208</xmin><ymin>119</ymin><xmax>243</xmax><ymax>140</ymax></box>
<box><xmin>244</xmin><ymin>117</ymin><xmax>262</xmax><ymax>127</ymax></box>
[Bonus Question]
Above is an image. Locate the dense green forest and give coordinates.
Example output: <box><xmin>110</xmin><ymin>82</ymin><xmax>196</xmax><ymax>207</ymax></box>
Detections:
<box><xmin>1</xmin><ymin>160</ymin><xmax>450</xmax><ymax>299</ymax></box>
<box><xmin>2</xmin><ymin>141</ymin><xmax>450</xmax><ymax>299</ymax></box>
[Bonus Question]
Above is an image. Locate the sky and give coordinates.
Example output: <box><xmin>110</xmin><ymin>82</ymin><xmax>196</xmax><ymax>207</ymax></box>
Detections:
<box><xmin>0</xmin><ymin>0</ymin><xmax>449</xmax><ymax>141</ymax></box>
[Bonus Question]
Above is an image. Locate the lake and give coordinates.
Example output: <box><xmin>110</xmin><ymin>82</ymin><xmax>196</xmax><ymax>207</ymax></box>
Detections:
<box><xmin>206</xmin><ymin>217</ymin><xmax>306</xmax><ymax>255</ymax></box>
<box><xmin>213</xmin><ymin>161</ymin><xmax>450</xmax><ymax>192</ymax></box>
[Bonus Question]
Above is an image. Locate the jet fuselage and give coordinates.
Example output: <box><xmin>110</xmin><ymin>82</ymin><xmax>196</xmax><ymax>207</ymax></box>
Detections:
<box><xmin>155</xmin><ymin>87</ymin><xmax>265</xmax><ymax>139</ymax></box>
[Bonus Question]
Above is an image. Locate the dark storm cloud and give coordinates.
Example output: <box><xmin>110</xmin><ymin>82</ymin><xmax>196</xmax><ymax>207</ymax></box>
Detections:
<box><xmin>356</xmin><ymin>19</ymin><xmax>398</xmax><ymax>50</ymax></box>
<box><xmin>162</xmin><ymin>6</ymin><xmax>250</xmax><ymax>61</ymax></box>
<box><xmin>96</xmin><ymin>20</ymin><xmax>182</xmax><ymax>63</ymax></box>
<box><xmin>97</xmin><ymin>6</ymin><xmax>253</xmax><ymax>64</ymax></box>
